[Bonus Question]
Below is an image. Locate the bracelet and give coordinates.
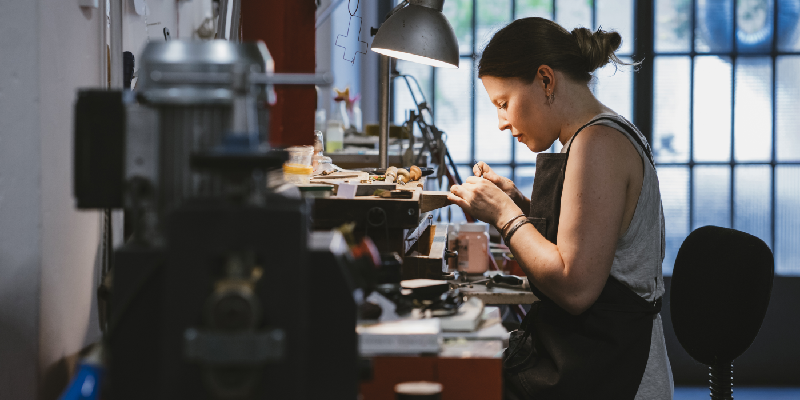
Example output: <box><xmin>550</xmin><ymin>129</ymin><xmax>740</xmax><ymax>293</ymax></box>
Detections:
<box><xmin>499</xmin><ymin>214</ymin><xmax>526</xmax><ymax>233</ymax></box>
<box><xmin>504</xmin><ymin>219</ymin><xmax>531</xmax><ymax>244</ymax></box>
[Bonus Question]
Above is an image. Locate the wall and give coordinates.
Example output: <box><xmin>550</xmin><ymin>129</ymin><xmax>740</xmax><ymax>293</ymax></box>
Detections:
<box><xmin>122</xmin><ymin>0</ymin><xmax>213</xmax><ymax>76</ymax></box>
<box><xmin>0</xmin><ymin>0</ymin><xmax>44</xmax><ymax>398</ymax></box>
<box><xmin>37</xmin><ymin>4</ymin><xmax>105</xmax><ymax>399</ymax></box>
<box><xmin>316</xmin><ymin>0</ymin><xmax>378</xmax><ymax>127</ymax></box>
<box><xmin>0</xmin><ymin>1</ymin><xmax>213</xmax><ymax>398</ymax></box>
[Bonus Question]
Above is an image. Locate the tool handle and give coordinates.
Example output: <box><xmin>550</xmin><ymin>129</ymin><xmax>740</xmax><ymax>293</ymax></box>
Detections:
<box><xmin>492</xmin><ymin>274</ymin><xmax>523</xmax><ymax>286</ymax></box>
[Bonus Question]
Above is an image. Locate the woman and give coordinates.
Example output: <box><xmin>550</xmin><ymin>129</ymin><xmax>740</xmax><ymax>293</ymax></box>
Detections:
<box><xmin>448</xmin><ymin>18</ymin><xmax>673</xmax><ymax>399</ymax></box>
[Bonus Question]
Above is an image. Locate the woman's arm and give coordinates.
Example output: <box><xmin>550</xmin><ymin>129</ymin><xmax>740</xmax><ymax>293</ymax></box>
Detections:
<box><xmin>505</xmin><ymin>125</ymin><xmax>636</xmax><ymax>315</ymax></box>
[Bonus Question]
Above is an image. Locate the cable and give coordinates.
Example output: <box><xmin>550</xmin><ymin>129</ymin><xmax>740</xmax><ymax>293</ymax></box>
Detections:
<box><xmin>348</xmin><ymin>0</ymin><xmax>359</xmax><ymax>16</ymax></box>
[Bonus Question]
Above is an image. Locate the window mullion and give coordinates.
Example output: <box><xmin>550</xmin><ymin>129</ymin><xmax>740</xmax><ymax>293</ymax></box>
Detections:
<box><xmin>470</xmin><ymin>0</ymin><xmax>477</xmax><ymax>165</ymax></box>
<box><xmin>687</xmin><ymin>0</ymin><xmax>696</xmax><ymax>231</ymax></box>
<box><xmin>730</xmin><ymin>0</ymin><xmax>738</xmax><ymax>229</ymax></box>
<box><xmin>771</xmin><ymin>0</ymin><xmax>779</xmax><ymax>252</ymax></box>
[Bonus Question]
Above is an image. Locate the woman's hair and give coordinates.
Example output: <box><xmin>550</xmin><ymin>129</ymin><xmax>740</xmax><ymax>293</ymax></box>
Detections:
<box><xmin>478</xmin><ymin>17</ymin><xmax>630</xmax><ymax>83</ymax></box>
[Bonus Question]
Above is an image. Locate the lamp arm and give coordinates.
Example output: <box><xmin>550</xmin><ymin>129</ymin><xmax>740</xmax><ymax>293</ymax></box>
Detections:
<box><xmin>386</xmin><ymin>0</ymin><xmax>410</xmax><ymax>19</ymax></box>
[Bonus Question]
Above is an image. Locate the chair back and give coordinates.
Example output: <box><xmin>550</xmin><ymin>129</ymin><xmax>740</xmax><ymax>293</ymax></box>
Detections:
<box><xmin>671</xmin><ymin>226</ymin><xmax>774</xmax><ymax>399</ymax></box>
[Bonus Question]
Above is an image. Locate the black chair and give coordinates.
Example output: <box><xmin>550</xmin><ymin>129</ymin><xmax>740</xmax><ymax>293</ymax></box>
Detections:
<box><xmin>671</xmin><ymin>226</ymin><xmax>774</xmax><ymax>400</ymax></box>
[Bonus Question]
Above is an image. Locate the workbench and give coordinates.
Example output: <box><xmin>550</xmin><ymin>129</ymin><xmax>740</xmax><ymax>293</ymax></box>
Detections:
<box><xmin>459</xmin><ymin>284</ymin><xmax>539</xmax><ymax>305</ymax></box>
<box><xmin>309</xmin><ymin>172</ymin><xmax>453</xmax><ymax>280</ymax></box>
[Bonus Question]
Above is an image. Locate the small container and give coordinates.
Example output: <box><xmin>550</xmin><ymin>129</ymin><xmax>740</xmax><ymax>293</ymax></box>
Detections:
<box><xmin>313</xmin><ymin>130</ymin><xmax>324</xmax><ymax>156</ymax></box>
<box><xmin>457</xmin><ymin>223</ymin><xmax>490</xmax><ymax>274</ymax></box>
<box><xmin>283</xmin><ymin>163</ymin><xmax>314</xmax><ymax>184</ymax></box>
<box><xmin>286</xmin><ymin>145</ymin><xmax>315</xmax><ymax>166</ymax></box>
<box><xmin>351</xmin><ymin>98</ymin><xmax>363</xmax><ymax>133</ymax></box>
<box><xmin>313</xmin><ymin>155</ymin><xmax>334</xmax><ymax>174</ymax></box>
<box><xmin>326</xmin><ymin>120</ymin><xmax>344</xmax><ymax>153</ymax></box>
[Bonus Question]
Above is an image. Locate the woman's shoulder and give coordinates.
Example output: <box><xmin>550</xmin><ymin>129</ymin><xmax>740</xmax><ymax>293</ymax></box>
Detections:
<box><xmin>566</xmin><ymin>121</ymin><xmax>643</xmax><ymax>181</ymax></box>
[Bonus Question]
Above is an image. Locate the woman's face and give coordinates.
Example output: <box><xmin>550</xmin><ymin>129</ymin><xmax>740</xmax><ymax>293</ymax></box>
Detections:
<box><xmin>481</xmin><ymin>76</ymin><xmax>557</xmax><ymax>153</ymax></box>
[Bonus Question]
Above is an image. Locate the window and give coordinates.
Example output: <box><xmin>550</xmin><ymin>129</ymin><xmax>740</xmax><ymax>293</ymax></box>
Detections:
<box><xmin>653</xmin><ymin>0</ymin><xmax>800</xmax><ymax>275</ymax></box>
<box><xmin>391</xmin><ymin>0</ymin><xmax>800</xmax><ymax>275</ymax></box>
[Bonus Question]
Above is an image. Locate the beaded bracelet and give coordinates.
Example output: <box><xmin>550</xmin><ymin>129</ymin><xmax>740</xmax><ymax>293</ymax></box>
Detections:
<box><xmin>504</xmin><ymin>219</ymin><xmax>531</xmax><ymax>244</ymax></box>
<box><xmin>499</xmin><ymin>213</ymin><xmax>526</xmax><ymax>234</ymax></box>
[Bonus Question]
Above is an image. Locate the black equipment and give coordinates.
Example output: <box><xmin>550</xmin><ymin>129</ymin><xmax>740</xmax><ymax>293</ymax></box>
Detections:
<box><xmin>73</xmin><ymin>40</ymin><xmax>355</xmax><ymax>399</ymax></box>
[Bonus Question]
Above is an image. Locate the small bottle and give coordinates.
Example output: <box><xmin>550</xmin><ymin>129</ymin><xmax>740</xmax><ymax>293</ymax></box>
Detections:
<box><xmin>313</xmin><ymin>130</ymin><xmax>324</xmax><ymax>156</ymax></box>
<box><xmin>335</xmin><ymin>98</ymin><xmax>350</xmax><ymax>130</ymax></box>
<box><xmin>457</xmin><ymin>223</ymin><xmax>490</xmax><ymax>274</ymax></box>
<box><xmin>351</xmin><ymin>98</ymin><xmax>363</xmax><ymax>133</ymax></box>
<box><xmin>325</xmin><ymin>120</ymin><xmax>344</xmax><ymax>153</ymax></box>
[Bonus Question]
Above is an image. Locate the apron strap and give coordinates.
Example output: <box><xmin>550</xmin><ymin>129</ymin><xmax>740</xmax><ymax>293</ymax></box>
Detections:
<box><xmin>564</xmin><ymin>115</ymin><xmax>655</xmax><ymax>168</ymax></box>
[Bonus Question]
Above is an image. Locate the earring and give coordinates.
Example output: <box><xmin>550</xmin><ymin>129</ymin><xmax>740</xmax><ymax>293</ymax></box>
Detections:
<box><xmin>546</xmin><ymin>90</ymin><xmax>555</xmax><ymax>105</ymax></box>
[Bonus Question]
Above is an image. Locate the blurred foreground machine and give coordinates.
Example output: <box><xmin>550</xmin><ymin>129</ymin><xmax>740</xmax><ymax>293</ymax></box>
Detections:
<box><xmin>74</xmin><ymin>41</ymin><xmax>357</xmax><ymax>399</ymax></box>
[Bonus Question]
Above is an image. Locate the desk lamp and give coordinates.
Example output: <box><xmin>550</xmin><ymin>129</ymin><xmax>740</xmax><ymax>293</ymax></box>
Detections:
<box><xmin>371</xmin><ymin>0</ymin><xmax>459</xmax><ymax>169</ymax></box>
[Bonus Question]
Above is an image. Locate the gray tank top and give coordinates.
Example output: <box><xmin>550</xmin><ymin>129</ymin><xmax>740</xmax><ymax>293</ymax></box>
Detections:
<box><xmin>562</xmin><ymin>113</ymin><xmax>673</xmax><ymax>399</ymax></box>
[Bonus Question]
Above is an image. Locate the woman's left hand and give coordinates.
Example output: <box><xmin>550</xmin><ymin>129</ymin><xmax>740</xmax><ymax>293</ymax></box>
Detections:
<box><xmin>448</xmin><ymin>176</ymin><xmax>523</xmax><ymax>227</ymax></box>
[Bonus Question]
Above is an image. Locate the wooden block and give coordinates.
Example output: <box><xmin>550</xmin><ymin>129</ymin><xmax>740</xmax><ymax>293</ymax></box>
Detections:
<box><xmin>420</xmin><ymin>191</ymin><xmax>452</xmax><ymax>213</ymax></box>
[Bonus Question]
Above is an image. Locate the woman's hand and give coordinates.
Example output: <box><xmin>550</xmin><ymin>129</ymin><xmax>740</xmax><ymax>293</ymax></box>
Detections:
<box><xmin>448</xmin><ymin>176</ymin><xmax>523</xmax><ymax>228</ymax></box>
<box><xmin>473</xmin><ymin>161</ymin><xmax>529</xmax><ymax>212</ymax></box>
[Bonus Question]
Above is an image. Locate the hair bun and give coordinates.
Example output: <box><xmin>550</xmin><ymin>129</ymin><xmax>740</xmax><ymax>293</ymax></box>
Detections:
<box><xmin>571</xmin><ymin>27</ymin><xmax>623</xmax><ymax>73</ymax></box>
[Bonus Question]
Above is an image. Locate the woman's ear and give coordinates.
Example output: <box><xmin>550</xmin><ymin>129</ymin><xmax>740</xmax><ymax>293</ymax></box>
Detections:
<box><xmin>538</xmin><ymin>66</ymin><xmax>555</xmax><ymax>90</ymax></box>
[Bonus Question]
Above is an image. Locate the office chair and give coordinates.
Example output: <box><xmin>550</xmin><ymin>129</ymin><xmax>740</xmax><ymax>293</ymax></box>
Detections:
<box><xmin>671</xmin><ymin>226</ymin><xmax>774</xmax><ymax>400</ymax></box>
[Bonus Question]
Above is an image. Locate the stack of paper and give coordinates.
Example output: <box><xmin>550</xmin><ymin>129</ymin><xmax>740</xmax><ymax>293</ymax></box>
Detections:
<box><xmin>357</xmin><ymin>318</ymin><xmax>441</xmax><ymax>356</ymax></box>
<box><xmin>438</xmin><ymin>297</ymin><xmax>485</xmax><ymax>332</ymax></box>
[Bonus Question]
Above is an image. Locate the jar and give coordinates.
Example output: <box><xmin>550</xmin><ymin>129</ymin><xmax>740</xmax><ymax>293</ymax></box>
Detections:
<box><xmin>286</xmin><ymin>145</ymin><xmax>314</xmax><ymax>166</ymax></box>
<box><xmin>283</xmin><ymin>163</ymin><xmax>314</xmax><ymax>184</ymax></box>
<box><xmin>325</xmin><ymin>120</ymin><xmax>344</xmax><ymax>153</ymax></box>
<box><xmin>457</xmin><ymin>223</ymin><xmax>489</xmax><ymax>274</ymax></box>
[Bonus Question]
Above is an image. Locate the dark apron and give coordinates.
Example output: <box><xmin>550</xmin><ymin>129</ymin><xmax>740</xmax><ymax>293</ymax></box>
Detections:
<box><xmin>503</xmin><ymin>117</ymin><xmax>662</xmax><ymax>400</ymax></box>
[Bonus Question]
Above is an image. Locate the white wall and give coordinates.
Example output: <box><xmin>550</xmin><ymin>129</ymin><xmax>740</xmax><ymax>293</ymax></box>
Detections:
<box><xmin>315</xmin><ymin>0</ymin><xmax>378</xmax><ymax>126</ymax></box>
<box><xmin>0</xmin><ymin>0</ymin><xmax>44</xmax><ymax>398</ymax></box>
<box><xmin>37</xmin><ymin>0</ymin><xmax>106</xmax><ymax>387</ymax></box>
<box><xmin>359</xmin><ymin>1</ymin><xmax>379</xmax><ymax>126</ymax></box>
<box><xmin>0</xmin><ymin>0</ymin><xmax>212</xmax><ymax>398</ymax></box>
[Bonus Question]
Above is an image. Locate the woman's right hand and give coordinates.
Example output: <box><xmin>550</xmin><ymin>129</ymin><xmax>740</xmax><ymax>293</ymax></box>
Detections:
<box><xmin>473</xmin><ymin>161</ymin><xmax>526</xmax><ymax>206</ymax></box>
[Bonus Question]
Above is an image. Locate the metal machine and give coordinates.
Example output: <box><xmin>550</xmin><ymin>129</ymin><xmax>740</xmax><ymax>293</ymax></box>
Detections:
<box><xmin>74</xmin><ymin>40</ymin><xmax>357</xmax><ymax>399</ymax></box>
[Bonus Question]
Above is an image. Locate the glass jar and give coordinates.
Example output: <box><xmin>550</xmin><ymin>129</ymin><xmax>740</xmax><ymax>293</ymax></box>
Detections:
<box><xmin>284</xmin><ymin>145</ymin><xmax>315</xmax><ymax>184</ymax></box>
<box><xmin>457</xmin><ymin>223</ymin><xmax>490</xmax><ymax>274</ymax></box>
<box><xmin>286</xmin><ymin>145</ymin><xmax>314</xmax><ymax>166</ymax></box>
<box><xmin>283</xmin><ymin>163</ymin><xmax>314</xmax><ymax>184</ymax></box>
